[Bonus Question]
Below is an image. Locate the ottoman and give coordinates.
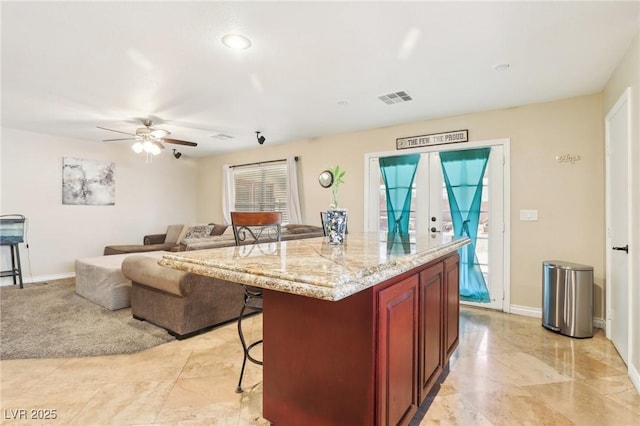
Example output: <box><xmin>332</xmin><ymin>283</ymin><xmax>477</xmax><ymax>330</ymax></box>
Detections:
<box><xmin>75</xmin><ymin>251</ymin><xmax>166</xmax><ymax>310</ymax></box>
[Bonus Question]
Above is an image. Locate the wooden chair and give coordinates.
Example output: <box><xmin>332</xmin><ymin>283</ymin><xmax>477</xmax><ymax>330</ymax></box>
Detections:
<box><xmin>230</xmin><ymin>211</ymin><xmax>282</xmax><ymax>393</ymax></box>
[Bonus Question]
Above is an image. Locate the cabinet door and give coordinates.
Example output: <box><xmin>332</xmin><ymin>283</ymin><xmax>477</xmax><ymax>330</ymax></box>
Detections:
<box><xmin>444</xmin><ymin>254</ymin><xmax>460</xmax><ymax>359</ymax></box>
<box><xmin>377</xmin><ymin>275</ymin><xmax>419</xmax><ymax>426</ymax></box>
<box><xmin>418</xmin><ymin>263</ymin><xmax>443</xmax><ymax>402</ymax></box>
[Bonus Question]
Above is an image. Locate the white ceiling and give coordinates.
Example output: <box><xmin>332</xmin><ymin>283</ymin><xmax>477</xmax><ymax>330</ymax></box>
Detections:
<box><xmin>2</xmin><ymin>1</ymin><xmax>638</xmax><ymax>157</ymax></box>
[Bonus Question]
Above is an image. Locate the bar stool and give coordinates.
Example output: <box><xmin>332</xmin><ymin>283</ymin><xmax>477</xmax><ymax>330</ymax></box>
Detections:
<box><xmin>230</xmin><ymin>211</ymin><xmax>281</xmax><ymax>393</ymax></box>
<box><xmin>0</xmin><ymin>215</ymin><xmax>25</xmax><ymax>289</ymax></box>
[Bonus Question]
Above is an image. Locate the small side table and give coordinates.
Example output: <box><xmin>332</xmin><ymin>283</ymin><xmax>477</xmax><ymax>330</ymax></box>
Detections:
<box><xmin>1</xmin><ymin>242</ymin><xmax>23</xmax><ymax>288</ymax></box>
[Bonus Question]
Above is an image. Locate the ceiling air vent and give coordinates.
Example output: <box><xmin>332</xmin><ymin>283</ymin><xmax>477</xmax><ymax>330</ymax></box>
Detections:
<box><xmin>211</xmin><ymin>133</ymin><xmax>234</xmax><ymax>140</ymax></box>
<box><xmin>378</xmin><ymin>91</ymin><xmax>412</xmax><ymax>105</ymax></box>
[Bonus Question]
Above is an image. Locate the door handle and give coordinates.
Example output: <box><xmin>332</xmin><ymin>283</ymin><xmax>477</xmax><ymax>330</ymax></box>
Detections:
<box><xmin>430</xmin><ymin>217</ymin><xmax>440</xmax><ymax>233</ymax></box>
<box><xmin>612</xmin><ymin>245</ymin><xmax>629</xmax><ymax>253</ymax></box>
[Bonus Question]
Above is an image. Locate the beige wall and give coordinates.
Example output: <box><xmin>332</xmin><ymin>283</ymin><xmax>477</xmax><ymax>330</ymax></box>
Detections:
<box><xmin>0</xmin><ymin>128</ymin><xmax>199</xmax><ymax>282</ymax></box>
<box><xmin>197</xmin><ymin>93</ymin><xmax>605</xmax><ymax>317</ymax></box>
<box><xmin>603</xmin><ymin>31</ymin><xmax>639</xmax><ymax>382</ymax></box>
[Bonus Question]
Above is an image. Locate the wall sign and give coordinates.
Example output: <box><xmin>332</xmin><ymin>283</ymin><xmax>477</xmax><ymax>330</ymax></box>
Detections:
<box><xmin>555</xmin><ymin>154</ymin><xmax>581</xmax><ymax>164</ymax></box>
<box><xmin>396</xmin><ymin>129</ymin><xmax>468</xmax><ymax>150</ymax></box>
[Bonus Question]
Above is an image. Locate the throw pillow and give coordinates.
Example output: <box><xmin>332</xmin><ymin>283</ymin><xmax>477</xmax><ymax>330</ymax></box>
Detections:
<box><xmin>208</xmin><ymin>223</ymin><xmax>229</xmax><ymax>236</ymax></box>
<box><xmin>183</xmin><ymin>225</ymin><xmax>214</xmax><ymax>240</ymax></box>
<box><xmin>164</xmin><ymin>224</ymin><xmax>185</xmax><ymax>244</ymax></box>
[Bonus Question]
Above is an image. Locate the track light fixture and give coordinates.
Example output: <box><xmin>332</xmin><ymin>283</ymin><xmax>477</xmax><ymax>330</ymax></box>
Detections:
<box><xmin>256</xmin><ymin>131</ymin><xmax>265</xmax><ymax>145</ymax></box>
<box><xmin>172</xmin><ymin>149</ymin><xmax>182</xmax><ymax>159</ymax></box>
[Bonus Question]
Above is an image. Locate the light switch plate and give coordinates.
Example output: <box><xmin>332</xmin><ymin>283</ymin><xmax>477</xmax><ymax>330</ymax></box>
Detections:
<box><xmin>520</xmin><ymin>209</ymin><xmax>538</xmax><ymax>221</ymax></box>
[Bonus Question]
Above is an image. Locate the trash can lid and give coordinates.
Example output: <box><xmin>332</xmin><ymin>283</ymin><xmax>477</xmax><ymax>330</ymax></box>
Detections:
<box><xmin>543</xmin><ymin>260</ymin><xmax>593</xmax><ymax>271</ymax></box>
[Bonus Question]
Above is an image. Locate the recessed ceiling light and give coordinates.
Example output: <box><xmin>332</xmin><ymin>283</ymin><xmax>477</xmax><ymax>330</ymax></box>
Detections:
<box><xmin>222</xmin><ymin>34</ymin><xmax>251</xmax><ymax>50</ymax></box>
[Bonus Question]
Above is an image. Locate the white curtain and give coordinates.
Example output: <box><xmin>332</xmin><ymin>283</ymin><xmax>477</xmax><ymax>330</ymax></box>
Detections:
<box><xmin>221</xmin><ymin>164</ymin><xmax>234</xmax><ymax>224</ymax></box>
<box><xmin>286</xmin><ymin>157</ymin><xmax>302</xmax><ymax>224</ymax></box>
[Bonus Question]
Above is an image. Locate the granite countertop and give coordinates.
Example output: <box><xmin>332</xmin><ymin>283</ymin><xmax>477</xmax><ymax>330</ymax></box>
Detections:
<box><xmin>160</xmin><ymin>232</ymin><xmax>470</xmax><ymax>301</ymax></box>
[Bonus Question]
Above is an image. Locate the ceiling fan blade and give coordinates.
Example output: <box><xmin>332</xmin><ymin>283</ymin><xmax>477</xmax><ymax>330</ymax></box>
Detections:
<box><xmin>97</xmin><ymin>126</ymin><xmax>136</xmax><ymax>137</ymax></box>
<box><xmin>153</xmin><ymin>141</ymin><xmax>166</xmax><ymax>150</ymax></box>
<box><xmin>163</xmin><ymin>138</ymin><xmax>198</xmax><ymax>147</ymax></box>
<box><xmin>103</xmin><ymin>138</ymin><xmax>136</xmax><ymax>142</ymax></box>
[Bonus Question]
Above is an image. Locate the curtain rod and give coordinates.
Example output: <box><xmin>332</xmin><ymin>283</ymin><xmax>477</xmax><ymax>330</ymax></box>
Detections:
<box><xmin>230</xmin><ymin>156</ymin><xmax>298</xmax><ymax>169</ymax></box>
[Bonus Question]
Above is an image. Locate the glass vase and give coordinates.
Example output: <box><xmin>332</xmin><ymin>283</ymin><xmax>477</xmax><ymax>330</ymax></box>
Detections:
<box><xmin>326</xmin><ymin>208</ymin><xmax>347</xmax><ymax>245</ymax></box>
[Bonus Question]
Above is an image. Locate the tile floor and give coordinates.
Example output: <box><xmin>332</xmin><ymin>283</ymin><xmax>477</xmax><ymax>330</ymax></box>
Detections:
<box><xmin>1</xmin><ymin>307</ymin><xmax>638</xmax><ymax>425</ymax></box>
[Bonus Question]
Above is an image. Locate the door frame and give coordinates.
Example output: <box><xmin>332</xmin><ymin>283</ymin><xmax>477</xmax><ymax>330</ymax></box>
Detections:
<box><xmin>605</xmin><ymin>87</ymin><xmax>632</xmax><ymax>362</ymax></box>
<box><xmin>364</xmin><ymin>138</ymin><xmax>511</xmax><ymax>313</ymax></box>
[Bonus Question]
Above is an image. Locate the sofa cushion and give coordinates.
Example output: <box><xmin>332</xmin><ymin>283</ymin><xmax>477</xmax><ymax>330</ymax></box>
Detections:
<box><xmin>104</xmin><ymin>243</ymin><xmax>176</xmax><ymax>255</ymax></box>
<box><xmin>122</xmin><ymin>255</ymin><xmax>189</xmax><ymax>297</ymax></box>
<box><xmin>164</xmin><ymin>224</ymin><xmax>185</xmax><ymax>244</ymax></box>
<box><xmin>284</xmin><ymin>224</ymin><xmax>308</xmax><ymax>231</ymax></box>
<box><xmin>287</xmin><ymin>225</ymin><xmax>324</xmax><ymax>234</ymax></box>
<box><xmin>76</xmin><ymin>251</ymin><xmax>166</xmax><ymax>310</ymax></box>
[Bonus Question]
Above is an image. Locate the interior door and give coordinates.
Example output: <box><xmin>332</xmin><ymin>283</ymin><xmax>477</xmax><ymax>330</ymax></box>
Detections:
<box><xmin>366</xmin><ymin>141</ymin><xmax>507</xmax><ymax>312</ymax></box>
<box><xmin>605</xmin><ymin>88</ymin><xmax>631</xmax><ymax>365</ymax></box>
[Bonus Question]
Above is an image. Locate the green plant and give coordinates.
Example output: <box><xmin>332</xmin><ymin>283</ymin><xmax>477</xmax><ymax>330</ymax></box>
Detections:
<box><xmin>328</xmin><ymin>165</ymin><xmax>346</xmax><ymax>208</ymax></box>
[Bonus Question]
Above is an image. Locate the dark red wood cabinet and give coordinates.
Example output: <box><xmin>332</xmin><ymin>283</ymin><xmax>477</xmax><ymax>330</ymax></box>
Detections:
<box><xmin>418</xmin><ymin>262</ymin><xmax>444</xmax><ymax>403</ymax></box>
<box><xmin>444</xmin><ymin>255</ymin><xmax>460</xmax><ymax>360</ymax></box>
<box><xmin>262</xmin><ymin>251</ymin><xmax>460</xmax><ymax>426</ymax></box>
<box><xmin>376</xmin><ymin>275</ymin><xmax>419</xmax><ymax>426</ymax></box>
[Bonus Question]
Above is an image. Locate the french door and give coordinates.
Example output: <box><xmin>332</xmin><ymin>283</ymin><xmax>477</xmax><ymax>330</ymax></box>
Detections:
<box><xmin>366</xmin><ymin>140</ymin><xmax>509</xmax><ymax>312</ymax></box>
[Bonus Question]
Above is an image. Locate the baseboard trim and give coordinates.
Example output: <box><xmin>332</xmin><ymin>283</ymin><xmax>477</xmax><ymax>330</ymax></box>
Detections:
<box><xmin>592</xmin><ymin>317</ymin><xmax>606</xmax><ymax>329</ymax></box>
<box><xmin>630</xmin><ymin>362</ymin><xmax>640</xmax><ymax>395</ymax></box>
<box><xmin>0</xmin><ymin>272</ymin><xmax>75</xmax><ymax>286</ymax></box>
<box><xmin>510</xmin><ymin>305</ymin><xmax>605</xmax><ymax>329</ymax></box>
<box><xmin>510</xmin><ymin>304</ymin><xmax>541</xmax><ymax>318</ymax></box>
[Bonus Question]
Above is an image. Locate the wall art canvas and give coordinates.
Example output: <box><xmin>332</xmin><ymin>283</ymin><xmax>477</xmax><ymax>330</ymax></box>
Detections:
<box><xmin>62</xmin><ymin>157</ymin><xmax>115</xmax><ymax>205</ymax></box>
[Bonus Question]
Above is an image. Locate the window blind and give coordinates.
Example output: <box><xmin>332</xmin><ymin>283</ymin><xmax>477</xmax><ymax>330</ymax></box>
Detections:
<box><xmin>232</xmin><ymin>161</ymin><xmax>290</xmax><ymax>223</ymax></box>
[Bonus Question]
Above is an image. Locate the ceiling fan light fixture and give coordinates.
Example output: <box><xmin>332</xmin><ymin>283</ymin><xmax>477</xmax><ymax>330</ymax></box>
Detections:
<box><xmin>149</xmin><ymin>144</ymin><xmax>162</xmax><ymax>156</ymax></box>
<box><xmin>132</xmin><ymin>141</ymin><xmax>144</xmax><ymax>153</ymax></box>
<box><xmin>222</xmin><ymin>34</ymin><xmax>252</xmax><ymax>50</ymax></box>
<box><xmin>136</xmin><ymin>127</ymin><xmax>151</xmax><ymax>137</ymax></box>
<box><xmin>100</xmin><ymin>119</ymin><xmax>197</xmax><ymax>154</ymax></box>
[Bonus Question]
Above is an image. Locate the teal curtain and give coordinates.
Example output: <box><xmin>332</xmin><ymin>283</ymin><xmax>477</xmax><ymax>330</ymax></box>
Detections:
<box><xmin>379</xmin><ymin>154</ymin><xmax>420</xmax><ymax>234</ymax></box>
<box><xmin>440</xmin><ymin>148</ymin><xmax>490</xmax><ymax>303</ymax></box>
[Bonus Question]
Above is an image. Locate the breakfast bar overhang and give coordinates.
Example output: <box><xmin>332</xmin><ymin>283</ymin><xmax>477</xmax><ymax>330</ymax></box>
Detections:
<box><xmin>161</xmin><ymin>233</ymin><xmax>470</xmax><ymax>426</ymax></box>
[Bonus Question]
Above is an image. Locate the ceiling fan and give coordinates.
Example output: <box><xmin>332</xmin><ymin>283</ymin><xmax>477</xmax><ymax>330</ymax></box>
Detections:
<box><xmin>97</xmin><ymin>119</ymin><xmax>197</xmax><ymax>156</ymax></box>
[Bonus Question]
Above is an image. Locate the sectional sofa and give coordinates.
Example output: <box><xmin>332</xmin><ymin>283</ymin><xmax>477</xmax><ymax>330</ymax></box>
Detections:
<box><xmin>83</xmin><ymin>223</ymin><xmax>324</xmax><ymax>338</ymax></box>
<box><xmin>103</xmin><ymin>223</ymin><xmax>324</xmax><ymax>254</ymax></box>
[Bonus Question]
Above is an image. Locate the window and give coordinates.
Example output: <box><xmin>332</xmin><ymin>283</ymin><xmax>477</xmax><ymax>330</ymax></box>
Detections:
<box><xmin>232</xmin><ymin>161</ymin><xmax>290</xmax><ymax>223</ymax></box>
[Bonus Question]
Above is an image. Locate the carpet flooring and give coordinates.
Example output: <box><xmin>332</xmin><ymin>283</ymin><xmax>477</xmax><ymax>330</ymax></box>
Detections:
<box><xmin>0</xmin><ymin>279</ymin><xmax>174</xmax><ymax>360</ymax></box>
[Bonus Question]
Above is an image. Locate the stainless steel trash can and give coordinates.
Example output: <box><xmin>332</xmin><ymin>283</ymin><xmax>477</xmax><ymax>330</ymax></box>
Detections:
<box><xmin>542</xmin><ymin>261</ymin><xmax>593</xmax><ymax>338</ymax></box>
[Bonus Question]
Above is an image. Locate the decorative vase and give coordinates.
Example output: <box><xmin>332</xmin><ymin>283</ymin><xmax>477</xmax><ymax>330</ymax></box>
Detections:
<box><xmin>326</xmin><ymin>208</ymin><xmax>348</xmax><ymax>245</ymax></box>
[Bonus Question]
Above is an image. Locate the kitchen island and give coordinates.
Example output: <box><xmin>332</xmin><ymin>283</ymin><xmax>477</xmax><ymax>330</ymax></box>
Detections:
<box><xmin>160</xmin><ymin>232</ymin><xmax>470</xmax><ymax>426</ymax></box>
